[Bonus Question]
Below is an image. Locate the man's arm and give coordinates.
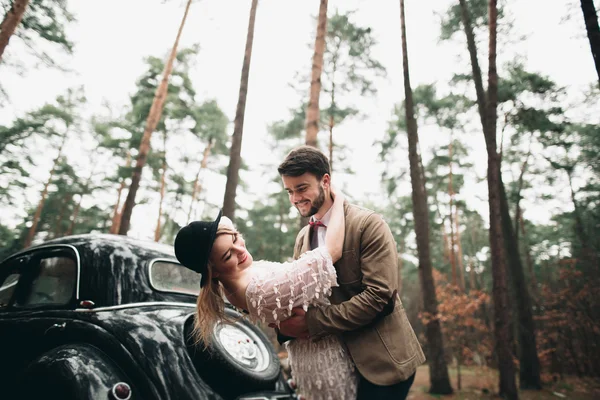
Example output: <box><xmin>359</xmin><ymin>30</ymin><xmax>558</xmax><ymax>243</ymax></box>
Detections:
<box><xmin>305</xmin><ymin>212</ymin><xmax>398</xmax><ymax>337</ymax></box>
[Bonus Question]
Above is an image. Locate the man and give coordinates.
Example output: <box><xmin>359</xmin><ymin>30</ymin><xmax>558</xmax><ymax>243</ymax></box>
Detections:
<box><xmin>276</xmin><ymin>146</ymin><xmax>425</xmax><ymax>399</ymax></box>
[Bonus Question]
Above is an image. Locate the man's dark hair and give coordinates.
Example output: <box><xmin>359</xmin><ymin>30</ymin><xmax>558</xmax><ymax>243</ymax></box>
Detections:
<box><xmin>277</xmin><ymin>146</ymin><xmax>331</xmax><ymax>180</ymax></box>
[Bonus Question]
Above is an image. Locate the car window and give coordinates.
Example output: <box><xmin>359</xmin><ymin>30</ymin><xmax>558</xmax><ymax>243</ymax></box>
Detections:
<box><xmin>150</xmin><ymin>260</ymin><xmax>200</xmax><ymax>295</ymax></box>
<box><xmin>0</xmin><ymin>272</ymin><xmax>20</xmax><ymax>308</ymax></box>
<box><xmin>15</xmin><ymin>256</ymin><xmax>77</xmax><ymax>307</ymax></box>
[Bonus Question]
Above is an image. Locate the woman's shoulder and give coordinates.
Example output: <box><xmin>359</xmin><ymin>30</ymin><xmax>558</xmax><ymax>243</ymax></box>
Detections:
<box><xmin>252</xmin><ymin>259</ymin><xmax>286</xmax><ymax>269</ymax></box>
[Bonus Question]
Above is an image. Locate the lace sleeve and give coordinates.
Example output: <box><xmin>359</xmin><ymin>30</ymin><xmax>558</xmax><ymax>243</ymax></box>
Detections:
<box><xmin>245</xmin><ymin>247</ymin><xmax>338</xmax><ymax>325</ymax></box>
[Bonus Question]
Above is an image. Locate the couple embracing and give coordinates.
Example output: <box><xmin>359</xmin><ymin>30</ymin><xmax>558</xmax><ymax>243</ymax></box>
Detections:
<box><xmin>174</xmin><ymin>146</ymin><xmax>425</xmax><ymax>400</ymax></box>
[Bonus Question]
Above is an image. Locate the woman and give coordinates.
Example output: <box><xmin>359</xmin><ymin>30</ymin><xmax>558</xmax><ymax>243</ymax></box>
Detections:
<box><xmin>174</xmin><ymin>190</ymin><xmax>357</xmax><ymax>400</ymax></box>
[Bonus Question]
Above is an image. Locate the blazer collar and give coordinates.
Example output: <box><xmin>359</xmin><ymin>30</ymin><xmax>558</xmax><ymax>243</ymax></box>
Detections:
<box><xmin>300</xmin><ymin>200</ymin><xmax>349</xmax><ymax>254</ymax></box>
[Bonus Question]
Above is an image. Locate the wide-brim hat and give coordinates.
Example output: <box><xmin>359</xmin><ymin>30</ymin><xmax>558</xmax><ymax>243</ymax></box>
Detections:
<box><xmin>174</xmin><ymin>210</ymin><xmax>222</xmax><ymax>287</ymax></box>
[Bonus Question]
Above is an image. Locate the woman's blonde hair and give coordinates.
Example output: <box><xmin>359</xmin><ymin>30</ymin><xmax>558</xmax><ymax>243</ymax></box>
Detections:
<box><xmin>191</xmin><ymin>222</ymin><xmax>238</xmax><ymax>347</ymax></box>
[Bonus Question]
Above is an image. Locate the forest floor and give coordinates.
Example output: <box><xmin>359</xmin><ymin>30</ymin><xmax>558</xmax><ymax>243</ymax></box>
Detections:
<box><xmin>408</xmin><ymin>365</ymin><xmax>600</xmax><ymax>400</ymax></box>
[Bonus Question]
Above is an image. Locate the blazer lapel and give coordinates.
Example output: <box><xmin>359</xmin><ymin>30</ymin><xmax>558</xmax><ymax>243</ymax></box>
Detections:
<box><xmin>302</xmin><ymin>226</ymin><xmax>312</xmax><ymax>253</ymax></box>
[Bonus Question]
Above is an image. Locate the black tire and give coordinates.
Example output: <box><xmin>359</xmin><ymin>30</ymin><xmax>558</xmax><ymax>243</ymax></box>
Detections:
<box><xmin>186</xmin><ymin>307</ymin><xmax>281</xmax><ymax>399</ymax></box>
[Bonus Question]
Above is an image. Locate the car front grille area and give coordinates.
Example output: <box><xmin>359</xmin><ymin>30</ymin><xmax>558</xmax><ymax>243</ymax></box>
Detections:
<box><xmin>237</xmin><ymin>394</ymin><xmax>297</xmax><ymax>400</ymax></box>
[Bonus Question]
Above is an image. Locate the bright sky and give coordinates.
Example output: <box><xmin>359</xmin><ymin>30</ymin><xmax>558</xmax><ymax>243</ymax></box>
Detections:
<box><xmin>1</xmin><ymin>0</ymin><xmax>596</xmax><ymax>240</ymax></box>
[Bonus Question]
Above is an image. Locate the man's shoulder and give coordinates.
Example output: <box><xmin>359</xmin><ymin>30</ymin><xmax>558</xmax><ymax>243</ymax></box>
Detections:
<box><xmin>345</xmin><ymin>202</ymin><xmax>377</xmax><ymax>220</ymax></box>
<box><xmin>345</xmin><ymin>202</ymin><xmax>391</xmax><ymax>231</ymax></box>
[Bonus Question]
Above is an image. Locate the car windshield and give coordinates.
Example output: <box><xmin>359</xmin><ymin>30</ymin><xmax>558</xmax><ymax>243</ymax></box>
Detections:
<box><xmin>150</xmin><ymin>260</ymin><xmax>200</xmax><ymax>296</ymax></box>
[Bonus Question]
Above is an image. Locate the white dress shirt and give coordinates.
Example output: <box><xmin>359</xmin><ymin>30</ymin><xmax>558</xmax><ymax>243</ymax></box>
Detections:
<box><xmin>310</xmin><ymin>206</ymin><xmax>333</xmax><ymax>250</ymax></box>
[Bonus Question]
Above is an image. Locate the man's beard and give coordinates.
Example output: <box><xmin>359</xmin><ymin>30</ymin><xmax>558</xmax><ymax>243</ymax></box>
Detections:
<box><xmin>298</xmin><ymin>186</ymin><xmax>326</xmax><ymax>217</ymax></box>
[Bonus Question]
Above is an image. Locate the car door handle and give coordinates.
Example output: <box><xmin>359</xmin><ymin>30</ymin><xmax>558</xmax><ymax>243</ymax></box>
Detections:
<box><xmin>45</xmin><ymin>322</ymin><xmax>67</xmax><ymax>334</ymax></box>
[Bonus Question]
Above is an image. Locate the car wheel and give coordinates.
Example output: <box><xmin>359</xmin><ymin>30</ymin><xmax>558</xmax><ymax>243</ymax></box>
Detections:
<box><xmin>186</xmin><ymin>307</ymin><xmax>281</xmax><ymax>399</ymax></box>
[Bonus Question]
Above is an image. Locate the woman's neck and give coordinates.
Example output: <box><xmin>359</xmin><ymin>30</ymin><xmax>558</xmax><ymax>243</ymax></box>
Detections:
<box><xmin>220</xmin><ymin>267</ymin><xmax>254</xmax><ymax>310</ymax></box>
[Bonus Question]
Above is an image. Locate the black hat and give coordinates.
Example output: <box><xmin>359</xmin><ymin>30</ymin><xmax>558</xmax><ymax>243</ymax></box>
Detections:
<box><xmin>174</xmin><ymin>210</ymin><xmax>222</xmax><ymax>287</ymax></box>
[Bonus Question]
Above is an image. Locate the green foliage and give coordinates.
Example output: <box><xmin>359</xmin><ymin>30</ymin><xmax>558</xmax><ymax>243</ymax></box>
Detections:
<box><xmin>0</xmin><ymin>88</ymin><xmax>84</xmax><ymax>208</ymax></box>
<box><xmin>16</xmin><ymin>0</ymin><xmax>75</xmax><ymax>52</ymax></box>
<box><xmin>0</xmin><ymin>103</ymin><xmax>73</xmax><ymax>155</ymax></box>
<box><xmin>268</xmin><ymin>103</ymin><xmax>306</xmax><ymax>142</ymax></box>
<box><xmin>0</xmin><ymin>0</ymin><xmax>74</xmax><ymax>83</ymax></box>
<box><xmin>440</xmin><ymin>0</ymin><xmax>505</xmax><ymax>41</ymax></box>
<box><xmin>324</xmin><ymin>10</ymin><xmax>386</xmax><ymax>97</ymax></box>
<box><xmin>237</xmin><ymin>189</ymin><xmax>297</xmax><ymax>263</ymax></box>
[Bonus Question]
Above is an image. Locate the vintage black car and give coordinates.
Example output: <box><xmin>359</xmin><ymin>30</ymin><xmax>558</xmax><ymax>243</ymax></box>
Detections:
<box><xmin>0</xmin><ymin>234</ymin><xmax>296</xmax><ymax>400</ymax></box>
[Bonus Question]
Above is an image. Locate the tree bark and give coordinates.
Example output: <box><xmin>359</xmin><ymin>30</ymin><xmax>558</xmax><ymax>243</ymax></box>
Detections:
<box><xmin>500</xmin><ymin>174</ymin><xmax>542</xmax><ymax>390</ymax></box>
<box><xmin>455</xmin><ymin>206</ymin><xmax>467</xmax><ymax>290</ymax></box>
<box><xmin>328</xmin><ymin>114</ymin><xmax>334</xmax><ymax>171</ymax></box>
<box><xmin>327</xmin><ymin>51</ymin><xmax>339</xmax><ymax>171</ymax></box>
<box><xmin>24</xmin><ymin>132</ymin><xmax>68</xmax><ymax>247</ymax></box>
<box><xmin>458</xmin><ymin>0</ymin><xmax>488</xmax><ymax>131</ymax></box>
<box><xmin>67</xmin><ymin>166</ymin><xmax>96</xmax><ymax>236</ymax></box>
<box><xmin>567</xmin><ymin>169</ymin><xmax>590</xmax><ymax>252</ymax></box>
<box><xmin>187</xmin><ymin>139</ymin><xmax>213</xmax><ymax>224</ymax></box>
<box><xmin>53</xmin><ymin>193</ymin><xmax>72</xmax><ymax>238</ymax></box>
<box><xmin>155</xmin><ymin>133</ymin><xmax>168</xmax><ymax>242</ymax></box>
<box><xmin>486</xmin><ymin>1</ymin><xmax>519</xmax><ymax>398</ymax></box>
<box><xmin>517</xmin><ymin>208</ymin><xmax>537</xmax><ymax>295</ymax></box>
<box><xmin>109</xmin><ymin>152</ymin><xmax>131</xmax><ymax>234</ymax></box>
<box><xmin>118</xmin><ymin>0</ymin><xmax>192</xmax><ymax>235</ymax></box>
<box><xmin>222</xmin><ymin>0</ymin><xmax>259</xmax><ymax>219</ymax></box>
<box><xmin>400</xmin><ymin>0</ymin><xmax>453</xmax><ymax>394</ymax></box>
<box><xmin>458</xmin><ymin>0</ymin><xmax>519</xmax><ymax>396</ymax></box>
<box><xmin>513</xmin><ymin>147</ymin><xmax>531</xmax><ymax>241</ymax></box>
<box><xmin>448</xmin><ymin>137</ymin><xmax>459</xmax><ymax>288</ymax></box>
<box><xmin>0</xmin><ymin>0</ymin><xmax>31</xmax><ymax>62</ymax></box>
<box><xmin>305</xmin><ymin>0</ymin><xmax>328</xmax><ymax>147</ymax></box>
<box><xmin>580</xmin><ymin>0</ymin><xmax>600</xmax><ymax>87</ymax></box>
<box><xmin>507</xmin><ymin>147</ymin><xmax>542</xmax><ymax>386</ymax></box>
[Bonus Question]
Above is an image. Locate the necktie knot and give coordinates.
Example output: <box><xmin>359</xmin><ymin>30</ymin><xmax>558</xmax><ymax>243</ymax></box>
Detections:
<box><xmin>309</xmin><ymin>220</ymin><xmax>326</xmax><ymax>228</ymax></box>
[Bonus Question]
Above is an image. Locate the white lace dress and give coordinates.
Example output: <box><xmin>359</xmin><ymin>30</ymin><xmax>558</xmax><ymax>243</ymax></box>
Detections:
<box><xmin>245</xmin><ymin>247</ymin><xmax>358</xmax><ymax>400</ymax></box>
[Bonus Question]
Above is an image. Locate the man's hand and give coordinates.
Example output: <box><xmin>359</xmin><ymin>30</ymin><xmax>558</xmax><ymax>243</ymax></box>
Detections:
<box><xmin>269</xmin><ymin>307</ymin><xmax>309</xmax><ymax>339</ymax></box>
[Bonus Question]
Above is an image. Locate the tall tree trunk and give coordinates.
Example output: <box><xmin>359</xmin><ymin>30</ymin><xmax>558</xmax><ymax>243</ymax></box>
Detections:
<box><xmin>53</xmin><ymin>193</ymin><xmax>72</xmax><ymax>238</ymax></box>
<box><xmin>458</xmin><ymin>0</ymin><xmax>488</xmax><ymax>134</ymax></box>
<box><xmin>458</xmin><ymin>0</ymin><xmax>519</xmax><ymax>396</ymax></box>
<box><xmin>24</xmin><ymin>132</ymin><xmax>68</xmax><ymax>247</ymax></box>
<box><xmin>0</xmin><ymin>0</ymin><xmax>30</xmax><ymax>62</ymax></box>
<box><xmin>442</xmin><ymin>220</ymin><xmax>451</xmax><ymax>264</ymax></box>
<box><xmin>486</xmin><ymin>1</ymin><xmax>519</xmax><ymax>397</ymax></box>
<box><xmin>109</xmin><ymin>152</ymin><xmax>131</xmax><ymax>234</ymax></box>
<box><xmin>328</xmin><ymin>114</ymin><xmax>334</xmax><ymax>170</ymax></box>
<box><xmin>468</xmin><ymin>258</ymin><xmax>477</xmax><ymax>291</ymax></box>
<box><xmin>328</xmin><ymin>53</ymin><xmax>339</xmax><ymax>171</ymax></box>
<box><xmin>67</xmin><ymin>165</ymin><xmax>96</xmax><ymax>236</ymax></box>
<box><xmin>118</xmin><ymin>0</ymin><xmax>192</xmax><ymax>235</ymax></box>
<box><xmin>455</xmin><ymin>206</ymin><xmax>467</xmax><ymax>290</ymax></box>
<box><xmin>500</xmin><ymin>174</ymin><xmax>542</xmax><ymax>390</ymax></box>
<box><xmin>155</xmin><ymin>133</ymin><xmax>168</xmax><ymax>242</ymax></box>
<box><xmin>400</xmin><ymin>0</ymin><xmax>453</xmax><ymax>394</ymax></box>
<box><xmin>513</xmin><ymin>147</ymin><xmax>531</xmax><ymax>241</ymax></box>
<box><xmin>517</xmin><ymin>209</ymin><xmax>537</xmax><ymax>295</ymax></box>
<box><xmin>222</xmin><ymin>0</ymin><xmax>259</xmax><ymax>219</ymax></box>
<box><xmin>448</xmin><ymin>137</ymin><xmax>459</xmax><ymax>287</ymax></box>
<box><xmin>305</xmin><ymin>0</ymin><xmax>328</xmax><ymax>147</ymax></box>
<box><xmin>187</xmin><ymin>139</ymin><xmax>213</xmax><ymax>224</ymax></box>
<box><xmin>580</xmin><ymin>0</ymin><xmax>600</xmax><ymax>87</ymax></box>
<box><xmin>565</xmin><ymin>169</ymin><xmax>595</xmax><ymax>267</ymax></box>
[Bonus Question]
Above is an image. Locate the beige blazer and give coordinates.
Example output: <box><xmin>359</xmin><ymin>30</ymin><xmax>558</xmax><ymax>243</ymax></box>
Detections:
<box><xmin>294</xmin><ymin>202</ymin><xmax>426</xmax><ymax>385</ymax></box>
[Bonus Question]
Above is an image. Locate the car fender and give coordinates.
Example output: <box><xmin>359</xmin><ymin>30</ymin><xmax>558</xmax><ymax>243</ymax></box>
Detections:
<box><xmin>18</xmin><ymin>343</ymin><xmax>135</xmax><ymax>400</ymax></box>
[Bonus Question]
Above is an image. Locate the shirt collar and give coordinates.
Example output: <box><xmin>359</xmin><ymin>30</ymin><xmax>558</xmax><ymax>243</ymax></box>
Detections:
<box><xmin>310</xmin><ymin>205</ymin><xmax>333</xmax><ymax>227</ymax></box>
